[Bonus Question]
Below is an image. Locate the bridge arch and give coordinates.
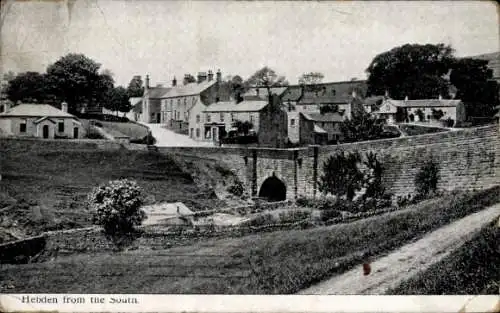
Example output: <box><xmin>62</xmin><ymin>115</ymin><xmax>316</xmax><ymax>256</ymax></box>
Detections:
<box><xmin>258</xmin><ymin>173</ymin><xmax>287</xmax><ymax>202</ymax></box>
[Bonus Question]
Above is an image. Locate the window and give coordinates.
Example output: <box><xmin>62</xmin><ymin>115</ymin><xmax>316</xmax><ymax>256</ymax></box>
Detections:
<box><xmin>0</xmin><ymin>105</ymin><xmax>4</xmax><ymax>113</ymax></box>
<box><xmin>196</xmin><ymin>115</ymin><xmax>200</xmax><ymax>123</ymax></box>
<box><xmin>206</xmin><ymin>114</ymin><xmax>211</xmax><ymax>122</ymax></box>
<box><xmin>184</xmin><ymin>98</ymin><xmax>187</xmax><ymax>105</ymax></box>
<box><xmin>19</xmin><ymin>120</ymin><xmax>27</xmax><ymax>133</ymax></box>
<box><xmin>230</xmin><ymin>113</ymin><xmax>235</xmax><ymax>121</ymax></box>
<box><xmin>303</xmin><ymin>105</ymin><xmax>307</xmax><ymax>111</ymax></box>
<box><xmin>174</xmin><ymin>110</ymin><xmax>177</xmax><ymax>120</ymax></box>
<box><xmin>220</xmin><ymin>112</ymin><xmax>225</xmax><ymax>122</ymax></box>
<box><xmin>177</xmin><ymin>99</ymin><xmax>181</xmax><ymax>105</ymax></box>
<box><xmin>196</xmin><ymin>128</ymin><xmax>200</xmax><ymax>138</ymax></box>
<box><xmin>58</xmin><ymin>121</ymin><xmax>64</xmax><ymax>132</ymax></box>
<box><xmin>190</xmin><ymin>128</ymin><xmax>194</xmax><ymax>138</ymax></box>
<box><xmin>290</xmin><ymin>119</ymin><xmax>295</xmax><ymax>126</ymax></box>
<box><xmin>250</xmin><ymin>114</ymin><xmax>254</xmax><ymax>123</ymax></box>
<box><xmin>205</xmin><ymin>127</ymin><xmax>211</xmax><ymax>139</ymax></box>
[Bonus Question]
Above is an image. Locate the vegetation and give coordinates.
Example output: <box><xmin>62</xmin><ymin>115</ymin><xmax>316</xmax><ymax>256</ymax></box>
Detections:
<box><xmin>244</xmin><ymin>66</ymin><xmax>289</xmax><ymax>89</ymax></box>
<box><xmin>415</xmin><ymin>159</ymin><xmax>440</xmax><ymax>197</ymax></box>
<box><xmin>341</xmin><ymin>111</ymin><xmax>395</xmax><ymax>143</ymax></box>
<box><xmin>3</xmin><ymin>187</ymin><xmax>499</xmax><ymax>294</ymax></box>
<box><xmin>389</xmin><ymin>221</ymin><xmax>499</xmax><ymax>295</ymax></box>
<box><xmin>0</xmin><ymin>144</ymin><xmax>226</xmax><ymax>238</ymax></box>
<box><xmin>298</xmin><ymin>72</ymin><xmax>324</xmax><ymax>85</ymax></box>
<box><xmin>88</xmin><ymin>179</ymin><xmax>146</xmax><ymax>248</ymax></box>
<box><xmin>319</xmin><ymin>151</ymin><xmax>388</xmax><ymax>201</ymax></box>
<box><xmin>126</xmin><ymin>75</ymin><xmax>144</xmax><ymax>98</ymax></box>
<box><xmin>366</xmin><ymin>43</ymin><xmax>499</xmax><ymax>118</ymax></box>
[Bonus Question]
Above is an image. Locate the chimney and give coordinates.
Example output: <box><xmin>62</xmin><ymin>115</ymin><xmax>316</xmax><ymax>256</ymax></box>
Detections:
<box><xmin>61</xmin><ymin>101</ymin><xmax>68</xmax><ymax>113</ymax></box>
<box><xmin>384</xmin><ymin>90</ymin><xmax>390</xmax><ymax>99</ymax></box>
<box><xmin>216</xmin><ymin>69</ymin><xmax>222</xmax><ymax>83</ymax></box>
<box><xmin>404</xmin><ymin>95</ymin><xmax>408</xmax><ymax>101</ymax></box>
<box><xmin>172</xmin><ymin>76</ymin><xmax>177</xmax><ymax>87</ymax></box>
<box><xmin>183</xmin><ymin>74</ymin><xmax>190</xmax><ymax>86</ymax></box>
<box><xmin>352</xmin><ymin>89</ymin><xmax>357</xmax><ymax>99</ymax></box>
<box><xmin>208</xmin><ymin>70</ymin><xmax>214</xmax><ymax>82</ymax></box>
<box><xmin>438</xmin><ymin>94</ymin><xmax>442</xmax><ymax>100</ymax></box>
<box><xmin>145</xmin><ymin>74</ymin><xmax>150</xmax><ymax>89</ymax></box>
<box><xmin>197</xmin><ymin>72</ymin><xmax>207</xmax><ymax>84</ymax></box>
<box><xmin>256</xmin><ymin>88</ymin><xmax>260</xmax><ymax>97</ymax></box>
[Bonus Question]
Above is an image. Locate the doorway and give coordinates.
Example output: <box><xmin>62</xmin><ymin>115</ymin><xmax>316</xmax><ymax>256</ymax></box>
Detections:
<box><xmin>73</xmin><ymin>127</ymin><xmax>79</xmax><ymax>138</ymax></box>
<box><xmin>43</xmin><ymin>125</ymin><xmax>49</xmax><ymax>138</ymax></box>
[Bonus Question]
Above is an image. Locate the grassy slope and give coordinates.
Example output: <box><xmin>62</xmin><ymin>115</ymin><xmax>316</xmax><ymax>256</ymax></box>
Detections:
<box><xmin>99</xmin><ymin>121</ymin><xmax>149</xmax><ymax>140</ymax></box>
<box><xmin>0</xmin><ymin>147</ymin><xmax>226</xmax><ymax>238</ymax></box>
<box><xmin>389</xmin><ymin>220</ymin><xmax>499</xmax><ymax>295</ymax></box>
<box><xmin>2</xmin><ymin>187</ymin><xmax>499</xmax><ymax>294</ymax></box>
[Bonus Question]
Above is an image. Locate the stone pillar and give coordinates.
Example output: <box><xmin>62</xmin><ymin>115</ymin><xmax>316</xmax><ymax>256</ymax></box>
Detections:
<box><xmin>252</xmin><ymin>149</ymin><xmax>258</xmax><ymax>196</ymax></box>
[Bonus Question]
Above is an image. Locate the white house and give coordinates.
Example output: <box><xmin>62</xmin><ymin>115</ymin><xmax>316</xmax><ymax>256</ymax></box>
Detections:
<box><xmin>0</xmin><ymin>102</ymin><xmax>85</xmax><ymax>139</ymax></box>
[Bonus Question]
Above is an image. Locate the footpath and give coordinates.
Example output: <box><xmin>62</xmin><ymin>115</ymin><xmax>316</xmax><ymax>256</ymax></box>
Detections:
<box><xmin>299</xmin><ymin>203</ymin><xmax>500</xmax><ymax>294</ymax></box>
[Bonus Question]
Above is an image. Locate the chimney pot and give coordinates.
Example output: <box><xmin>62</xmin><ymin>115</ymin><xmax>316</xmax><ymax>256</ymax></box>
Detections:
<box><xmin>172</xmin><ymin>76</ymin><xmax>177</xmax><ymax>87</ymax></box>
<box><xmin>145</xmin><ymin>74</ymin><xmax>150</xmax><ymax>89</ymax></box>
<box><xmin>61</xmin><ymin>101</ymin><xmax>68</xmax><ymax>113</ymax></box>
<box><xmin>404</xmin><ymin>96</ymin><xmax>408</xmax><ymax>101</ymax></box>
<box><xmin>208</xmin><ymin>70</ymin><xmax>214</xmax><ymax>82</ymax></box>
<box><xmin>216</xmin><ymin>69</ymin><xmax>222</xmax><ymax>83</ymax></box>
<box><xmin>438</xmin><ymin>94</ymin><xmax>442</xmax><ymax>100</ymax></box>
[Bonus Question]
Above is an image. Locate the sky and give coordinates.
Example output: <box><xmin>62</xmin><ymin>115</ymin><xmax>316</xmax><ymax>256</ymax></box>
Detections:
<box><xmin>0</xmin><ymin>0</ymin><xmax>498</xmax><ymax>87</ymax></box>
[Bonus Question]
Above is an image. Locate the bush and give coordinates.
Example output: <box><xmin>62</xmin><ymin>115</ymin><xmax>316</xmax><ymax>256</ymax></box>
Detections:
<box><xmin>87</xmin><ymin>179</ymin><xmax>146</xmax><ymax>249</ymax></box>
<box><xmin>240</xmin><ymin>213</ymin><xmax>277</xmax><ymax>227</ymax></box>
<box><xmin>319</xmin><ymin>151</ymin><xmax>363</xmax><ymax>200</ymax></box>
<box><xmin>320</xmin><ymin>209</ymin><xmax>342</xmax><ymax>221</ymax></box>
<box><xmin>227</xmin><ymin>181</ymin><xmax>244</xmax><ymax>197</ymax></box>
<box><xmin>277</xmin><ymin>210</ymin><xmax>311</xmax><ymax>224</ymax></box>
<box><xmin>415</xmin><ymin>159</ymin><xmax>440</xmax><ymax>197</ymax></box>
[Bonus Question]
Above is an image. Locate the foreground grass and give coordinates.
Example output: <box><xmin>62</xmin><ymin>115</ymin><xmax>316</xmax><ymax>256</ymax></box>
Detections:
<box><xmin>389</xmin><ymin>220</ymin><xmax>499</xmax><ymax>295</ymax></box>
<box><xmin>0</xmin><ymin>147</ymin><xmax>225</xmax><ymax>237</ymax></box>
<box><xmin>1</xmin><ymin>187</ymin><xmax>499</xmax><ymax>294</ymax></box>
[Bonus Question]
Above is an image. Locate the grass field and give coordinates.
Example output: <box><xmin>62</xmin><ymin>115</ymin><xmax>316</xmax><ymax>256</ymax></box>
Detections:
<box><xmin>97</xmin><ymin>121</ymin><xmax>150</xmax><ymax>140</ymax></box>
<box><xmin>2</xmin><ymin>187</ymin><xmax>499</xmax><ymax>294</ymax></box>
<box><xmin>0</xmin><ymin>147</ymin><xmax>227</xmax><ymax>240</ymax></box>
<box><xmin>389</xmin><ymin>220</ymin><xmax>499</xmax><ymax>295</ymax></box>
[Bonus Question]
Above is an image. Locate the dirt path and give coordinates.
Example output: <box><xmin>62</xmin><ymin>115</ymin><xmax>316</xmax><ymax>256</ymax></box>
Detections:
<box><xmin>299</xmin><ymin>203</ymin><xmax>500</xmax><ymax>295</ymax></box>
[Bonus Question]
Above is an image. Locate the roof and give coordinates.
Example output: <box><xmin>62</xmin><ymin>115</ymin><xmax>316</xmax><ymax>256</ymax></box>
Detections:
<box><xmin>282</xmin><ymin>80</ymin><xmax>368</xmax><ymax>104</ymax></box>
<box><xmin>386</xmin><ymin>99</ymin><xmax>462</xmax><ymax>108</ymax></box>
<box><xmin>203</xmin><ymin>100</ymin><xmax>268</xmax><ymax>112</ymax></box>
<box><xmin>302</xmin><ymin>112</ymin><xmax>343</xmax><ymax>123</ymax></box>
<box><xmin>146</xmin><ymin>86</ymin><xmax>171</xmax><ymax>99</ymax></box>
<box><xmin>160</xmin><ymin>80</ymin><xmax>216</xmax><ymax>98</ymax></box>
<box><xmin>33</xmin><ymin>116</ymin><xmax>56</xmax><ymax>124</ymax></box>
<box><xmin>130</xmin><ymin>97</ymin><xmax>143</xmax><ymax>113</ymax></box>
<box><xmin>313</xmin><ymin>125</ymin><xmax>327</xmax><ymax>133</ymax></box>
<box><xmin>242</xmin><ymin>87</ymin><xmax>288</xmax><ymax>100</ymax></box>
<box><xmin>0</xmin><ymin>104</ymin><xmax>76</xmax><ymax>118</ymax></box>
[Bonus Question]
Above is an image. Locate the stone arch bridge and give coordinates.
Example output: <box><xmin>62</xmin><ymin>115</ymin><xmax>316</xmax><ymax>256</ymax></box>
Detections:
<box><xmin>159</xmin><ymin>125</ymin><xmax>500</xmax><ymax>201</ymax></box>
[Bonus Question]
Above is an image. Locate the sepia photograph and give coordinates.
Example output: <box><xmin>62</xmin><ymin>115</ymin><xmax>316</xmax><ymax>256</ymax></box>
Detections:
<box><xmin>0</xmin><ymin>0</ymin><xmax>499</xmax><ymax>311</ymax></box>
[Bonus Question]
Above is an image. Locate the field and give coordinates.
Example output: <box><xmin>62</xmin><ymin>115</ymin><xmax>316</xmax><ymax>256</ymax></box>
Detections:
<box><xmin>0</xmin><ymin>146</ymin><xmax>229</xmax><ymax>241</ymax></box>
<box><xmin>97</xmin><ymin>121</ymin><xmax>150</xmax><ymax>140</ymax></box>
<box><xmin>389</xmin><ymin>220</ymin><xmax>499</xmax><ymax>295</ymax></box>
<box><xmin>2</xmin><ymin>187</ymin><xmax>499</xmax><ymax>294</ymax></box>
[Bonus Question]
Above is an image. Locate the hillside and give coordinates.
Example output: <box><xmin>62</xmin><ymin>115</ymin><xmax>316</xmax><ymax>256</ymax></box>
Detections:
<box><xmin>0</xmin><ymin>141</ymin><xmax>237</xmax><ymax>242</ymax></box>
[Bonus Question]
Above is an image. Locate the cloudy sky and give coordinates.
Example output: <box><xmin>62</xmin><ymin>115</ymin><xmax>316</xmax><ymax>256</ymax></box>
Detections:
<box><xmin>0</xmin><ymin>0</ymin><xmax>498</xmax><ymax>86</ymax></box>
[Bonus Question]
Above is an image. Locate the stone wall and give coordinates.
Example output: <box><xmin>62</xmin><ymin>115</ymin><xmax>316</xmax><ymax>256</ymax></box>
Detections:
<box><xmin>0</xmin><ymin>137</ymin><xmax>124</xmax><ymax>152</ymax></box>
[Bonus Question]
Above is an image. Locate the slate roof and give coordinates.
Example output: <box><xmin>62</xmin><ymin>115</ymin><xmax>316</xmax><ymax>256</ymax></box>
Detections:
<box><xmin>387</xmin><ymin>99</ymin><xmax>462</xmax><ymax>108</ymax></box>
<box><xmin>160</xmin><ymin>80</ymin><xmax>216</xmax><ymax>98</ymax></box>
<box><xmin>129</xmin><ymin>97</ymin><xmax>143</xmax><ymax>113</ymax></box>
<box><xmin>282</xmin><ymin>80</ymin><xmax>368</xmax><ymax>104</ymax></box>
<box><xmin>0</xmin><ymin>104</ymin><xmax>76</xmax><ymax>118</ymax></box>
<box><xmin>146</xmin><ymin>87</ymin><xmax>172</xmax><ymax>99</ymax></box>
<box><xmin>203</xmin><ymin>100</ymin><xmax>268</xmax><ymax>112</ymax></box>
<box><xmin>242</xmin><ymin>87</ymin><xmax>288</xmax><ymax>100</ymax></box>
<box><xmin>302</xmin><ymin>112</ymin><xmax>344</xmax><ymax>123</ymax></box>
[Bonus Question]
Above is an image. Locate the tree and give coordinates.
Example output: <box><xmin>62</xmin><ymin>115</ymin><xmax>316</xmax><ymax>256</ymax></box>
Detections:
<box><xmin>127</xmin><ymin>75</ymin><xmax>144</xmax><ymax>97</ymax></box>
<box><xmin>431</xmin><ymin>108</ymin><xmax>445</xmax><ymax>120</ymax></box>
<box><xmin>362</xmin><ymin>152</ymin><xmax>385</xmax><ymax>199</ymax></box>
<box><xmin>2</xmin><ymin>71</ymin><xmax>15</xmax><ymax>82</ymax></box>
<box><xmin>45</xmin><ymin>53</ymin><xmax>114</xmax><ymax>113</ymax></box>
<box><xmin>6</xmin><ymin>72</ymin><xmax>49</xmax><ymax>104</ymax></box>
<box><xmin>449</xmin><ymin>58</ymin><xmax>499</xmax><ymax>117</ymax></box>
<box><xmin>366</xmin><ymin>43</ymin><xmax>454</xmax><ymax>99</ymax></box>
<box><xmin>320</xmin><ymin>104</ymin><xmax>339</xmax><ymax>114</ymax></box>
<box><xmin>414</xmin><ymin>159</ymin><xmax>440</xmax><ymax>197</ymax></box>
<box><xmin>244</xmin><ymin>66</ymin><xmax>288</xmax><ymax>91</ymax></box>
<box><xmin>319</xmin><ymin>151</ymin><xmax>364</xmax><ymax>200</ymax></box>
<box><xmin>341</xmin><ymin>111</ymin><xmax>387</xmax><ymax>143</ymax></box>
<box><xmin>104</xmin><ymin>86</ymin><xmax>131</xmax><ymax>115</ymax></box>
<box><xmin>88</xmin><ymin>179</ymin><xmax>146</xmax><ymax>249</ymax></box>
<box><xmin>232</xmin><ymin>119</ymin><xmax>254</xmax><ymax>135</ymax></box>
<box><xmin>298</xmin><ymin>72</ymin><xmax>324</xmax><ymax>85</ymax></box>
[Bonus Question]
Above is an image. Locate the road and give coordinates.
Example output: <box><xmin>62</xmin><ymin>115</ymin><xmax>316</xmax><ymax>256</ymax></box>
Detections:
<box><xmin>298</xmin><ymin>203</ymin><xmax>500</xmax><ymax>295</ymax></box>
<box><xmin>142</xmin><ymin>123</ymin><xmax>214</xmax><ymax>147</ymax></box>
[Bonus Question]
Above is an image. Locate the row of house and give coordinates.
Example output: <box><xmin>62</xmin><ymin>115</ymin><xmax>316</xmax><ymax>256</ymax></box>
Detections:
<box><xmin>135</xmin><ymin>70</ymin><xmax>470</xmax><ymax>146</ymax></box>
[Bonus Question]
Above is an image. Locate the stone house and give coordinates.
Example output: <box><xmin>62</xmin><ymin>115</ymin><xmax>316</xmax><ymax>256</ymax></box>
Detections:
<box><xmin>141</xmin><ymin>76</ymin><xmax>171</xmax><ymax>124</ymax></box>
<box><xmin>199</xmin><ymin>100</ymin><xmax>268</xmax><ymax>142</ymax></box>
<box><xmin>374</xmin><ymin>97</ymin><xmax>467</xmax><ymax>126</ymax></box>
<box><xmin>0</xmin><ymin>102</ymin><xmax>85</xmax><ymax>139</ymax></box>
<box><xmin>292</xmin><ymin>112</ymin><xmax>344</xmax><ymax>145</ymax></box>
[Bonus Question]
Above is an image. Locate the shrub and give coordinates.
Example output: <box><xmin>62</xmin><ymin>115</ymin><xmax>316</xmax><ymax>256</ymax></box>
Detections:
<box><xmin>277</xmin><ymin>210</ymin><xmax>311</xmax><ymax>224</ymax></box>
<box><xmin>240</xmin><ymin>213</ymin><xmax>277</xmax><ymax>227</ymax></box>
<box><xmin>87</xmin><ymin>179</ymin><xmax>146</xmax><ymax>248</ymax></box>
<box><xmin>415</xmin><ymin>159</ymin><xmax>440</xmax><ymax>197</ymax></box>
<box><xmin>227</xmin><ymin>181</ymin><xmax>244</xmax><ymax>197</ymax></box>
<box><xmin>319</xmin><ymin>151</ymin><xmax>364</xmax><ymax>200</ymax></box>
<box><xmin>320</xmin><ymin>209</ymin><xmax>342</xmax><ymax>221</ymax></box>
